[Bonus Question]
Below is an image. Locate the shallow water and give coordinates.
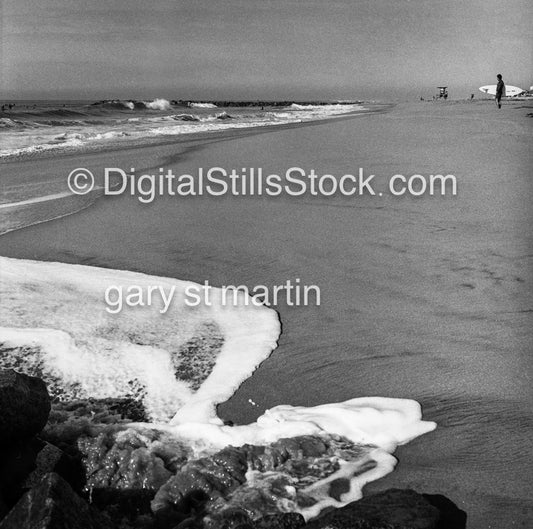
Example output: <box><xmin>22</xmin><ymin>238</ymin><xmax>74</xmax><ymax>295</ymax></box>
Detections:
<box><xmin>0</xmin><ymin>99</ymin><xmax>364</xmax><ymax>158</ymax></box>
<box><xmin>0</xmin><ymin>102</ymin><xmax>532</xmax><ymax>527</ymax></box>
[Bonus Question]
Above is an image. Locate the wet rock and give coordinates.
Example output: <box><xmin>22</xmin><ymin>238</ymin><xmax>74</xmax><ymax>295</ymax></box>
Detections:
<box><xmin>90</xmin><ymin>488</ymin><xmax>155</xmax><ymax>527</ymax></box>
<box><xmin>0</xmin><ymin>369</ymin><xmax>50</xmax><ymax>445</ymax></box>
<box><xmin>252</xmin><ymin>512</ymin><xmax>306</xmax><ymax>528</ymax></box>
<box><xmin>0</xmin><ymin>438</ymin><xmax>42</xmax><ymax>506</ymax></box>
<box><xmin>23</xmin><ymin>441</ymin><xmax>84</xmax><ymax>492</ymax></box>
<box><xmin>153</xmin><ymin>436</ymin><xmax>343</xmax><ymax>519</ymax></box>
<box><xmin>79</xmin><ymin>427</ymin><xmax>184</xmax><ymax>492</ymax></box>
<box><xmin>211</xmin><ymin>507</ymin><xmax>253</xmax><ymax>528</ymax></box>
<box><xmin>0</xmin><ymin>472</ymin><xmax>112</xmax><ymax>529</ymax></box>
<box><xmin>305</xmin><ymin>488</ymin><xmax>466</xmax><ymax>529</ymax></box>
<box><xmin>152</xmin><ymin>446</ymin><xmax>249</xmax><ymax>513</ymax></box>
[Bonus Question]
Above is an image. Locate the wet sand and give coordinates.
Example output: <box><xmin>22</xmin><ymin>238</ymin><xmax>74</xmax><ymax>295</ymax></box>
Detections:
<box><xmin>1</xmin><ymin>101</ymin><xmax>532</xmax><ymax>528</ymax></box>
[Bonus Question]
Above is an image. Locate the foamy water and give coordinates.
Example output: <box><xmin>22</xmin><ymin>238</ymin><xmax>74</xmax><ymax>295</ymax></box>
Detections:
<box><xmin>0</xmin><ymin>99</ymin><xmax>364</xmax><ymax>158</ymax></box>
<box><xmin>0</xmin><ymin>256</ymin><xmax>280</xmax><ymax>422</ymax></box>
<box><xmin>0</xmin><ymin>255</ymin><xmax>435</xmax><ymax>516</ymax></box>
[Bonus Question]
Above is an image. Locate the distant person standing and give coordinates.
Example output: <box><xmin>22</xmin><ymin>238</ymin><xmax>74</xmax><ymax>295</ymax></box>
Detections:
<box><xmin>496</xmin><ymin>74</ymin><xmax>505</xmax><ymax>109</ymax></box>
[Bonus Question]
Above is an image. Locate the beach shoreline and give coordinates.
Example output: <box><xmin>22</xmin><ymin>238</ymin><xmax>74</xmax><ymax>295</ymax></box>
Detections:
<box><xmin>1</xmin><ymin>100</ymin><xmax>532</xmax><ymax>528</ymax></box>
<box><xmin>0</xmin><ymin>101</ymin><xmax>388</xmax><ymax>162</ymax></box>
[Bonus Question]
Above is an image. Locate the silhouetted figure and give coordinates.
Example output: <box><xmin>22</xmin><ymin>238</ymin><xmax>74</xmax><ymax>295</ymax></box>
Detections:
<box><xmin>470</xmin><ymin>94</ymin><xmax>474</xmax><ymax>100</ymax></box>
<box><xmin>496</xmin><ymin>74</ymin><xmax>505</xmax><ymax>109</ymax></box>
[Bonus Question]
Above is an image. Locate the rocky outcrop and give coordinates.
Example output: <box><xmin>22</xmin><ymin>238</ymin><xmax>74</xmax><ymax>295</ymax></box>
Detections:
<box><xmin>0</xmin><ymin>473</ymin><xmax>112</xmax><ymax>529</ymax></box>
<box><xmin>0</xmin><ymin>368</ymin><xmax>466</xmax><ymax>529</ymax></box>
<box><xmin>171</xmin><ymin>100</ymin><xmax>363</xmax><ymax>108</ymax></box>
<box><xmin>22</xmin><ymin>441</ymin><xmax>84</xmax><ymax>492</ymax></box>
<box><xmin>195</xmin><ymin>489</ymin><xmax>467</xmax><ymax>529</ymax></box>
<box><xmin>152</xmin><ymin>435</ymin><xmax>338</xmax><ymax>518</ymax></box>
<box><xmin>0</xmin><ymin>369</ymin><xmax>50</xmax><ymax>445</ymax></box>
<box><xmin>304</xmin><ymin>488</ymin><xmax>467</xmax><ymax>529</ymax></box>
<box><xmin>0</xmin><ymin>369</ymin><xmax>99</xmax><ymax>527</ymax></box>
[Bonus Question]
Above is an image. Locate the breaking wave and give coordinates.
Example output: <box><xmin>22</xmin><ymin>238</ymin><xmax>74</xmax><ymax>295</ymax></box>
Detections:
<box><xmin>0</xmin><ymin>100</ymin><xmax>366</xmax><ymax>159</ymax></box>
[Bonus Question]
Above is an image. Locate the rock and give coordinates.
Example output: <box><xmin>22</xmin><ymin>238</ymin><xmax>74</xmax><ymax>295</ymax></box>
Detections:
<box><xmin>78</xmin><ymin>427</ymin><xmax>182</xmax><ymax>492</ymax></box>
<box><xmin>252</xmin><ymin>512</ymin><xmax>306</xmax><ymax>528</ymax></box>
<box><xmin>23</xmin><ymin>441</ymin><xmax>84</xmax><ymax>492</ymax></box>
<box><xmin>305</xmin><ymin>488</ymin><xmax>467</xmax><ymax>529</ymax></box>
<box><xmin>152</xmin><ymin>446</ymin><xmax>249</xmax><ymax>514</ymax></box>
<box><xmin>0</xmin><ymin>437</ymin><xmax>83</xmax><ymax>512</ymax></box>
<box><xmin>153</xmin><ymin>435</ymin><xmax>346</xmax><ymax>519</ymax></box>
<box><xmin>0</xmin><ymin>472</ymin><xmax>112</xmax><ymax>529</ymax></box>
<box><xmin>422</xmin><ymin>494</ymin><xmax>468</xmax><ymax>529</ymax></box>
<box><xmin>0</xmin><ymin>369</ymin><xmax>50</xmax><ymax>445</ymax></box>
<box><xmin>0</xmin><ymin>437</ymin><xmax>43</xmax><ymax>507</ymax></box>
<box><xmin>0</xmin><ymin>494</ymin><xmax>8</xmax><ymax>520</ymax></box>
<box><xmin>211</xmin><ymin>507</ymin><xmax>253</xmax><ymax>528</ymax></box>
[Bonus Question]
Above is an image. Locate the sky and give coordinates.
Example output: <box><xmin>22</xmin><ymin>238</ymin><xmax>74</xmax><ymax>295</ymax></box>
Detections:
<box><xmin>1</xmin><ymin>0</ymin><xmax>531</xmax><ymax>100</ymax></box>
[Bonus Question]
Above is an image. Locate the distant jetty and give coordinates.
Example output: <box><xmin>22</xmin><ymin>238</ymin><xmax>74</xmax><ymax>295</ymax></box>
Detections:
<box><xmin>171</xmin><ymin>99</ymin><xmax>363</xmax><ymax>107</ymax></box>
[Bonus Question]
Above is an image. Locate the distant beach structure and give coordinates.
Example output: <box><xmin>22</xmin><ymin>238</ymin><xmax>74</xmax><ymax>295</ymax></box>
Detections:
<box><xmin>437</xmin><ymin>86</ymin><xmax>448</xmax><ymax>99</ymax></box>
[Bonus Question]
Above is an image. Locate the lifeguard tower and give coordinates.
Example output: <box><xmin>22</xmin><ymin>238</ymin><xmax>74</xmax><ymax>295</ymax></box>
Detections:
<box><xmin>437</xmin><ymin>86</ymin><xmax>448</xmax><ymax>99</ymax></box>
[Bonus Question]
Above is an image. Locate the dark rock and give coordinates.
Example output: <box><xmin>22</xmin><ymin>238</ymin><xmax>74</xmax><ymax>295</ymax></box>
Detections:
<box><xmin>252</xmin><ymin>512</ymin><xmax>306</xmax><ymax>528</ymax></box>
<box><xmin>0</xmin><ymin>472</ymin><xmax>112</xmax><ymax>529</ymax></box>
<box><xmin>0</xmin><ymin>437</ymin><xmax>42</xmax><ymax>506</ymax></box>
<box><xmin>0</xmin><ymin>494</ymin><xmax>8</xmax><ymax>520</ymax></box>
<box><xmin>23</xmin><ymin>441</ymin><xmax>84</xmax><ymax>492</ymax></box>
<box><xmin>79</xmin><ymin>428</ymin><xmax>181</xmax><ymax>492</ymax></box>
<box><xmin>152</xmin><ymin>446</ymin><xmax>249</xmax><ymax>513</ymax></box>
<box><xmin>0</xmin><ymin>437</ymin><xmax>84</xmax><ymax>511</ymax></box>
<box><xmin>177</xmin><ymin>100</ymin><xmax>362</xmax><ymax>108</ymax></box>
<box><xmin>0</xmin><ymin>369</ymin><xmax>50</xmax><ymax>445</ymax></box>
<box><xmin>305</xmin><ymin>488</ymin><xmax>466</xmax><ymax>529</ymax></box>
<box><xmin>422</xmin><ymin>494</ymin><xmax>467</xmax><ymax>529</ymax></box>
<box><xmin>90</xmin><ymin>488</ymin><xmax>155</xmax><ymax>527</ymax></box>
<box><xmin>153</xmin><ymin>435</ymin><xmax>345</xmax><ymax>520</ymax></box>
<box><xmin>154</xmin><ymin>504</ymin><xmax>192</xmax><ymax>528</ymax></box>
<box><xmin>213</xmin><ymin>507</ymin><xmax>253</xmax><ymax>528</ymax></box>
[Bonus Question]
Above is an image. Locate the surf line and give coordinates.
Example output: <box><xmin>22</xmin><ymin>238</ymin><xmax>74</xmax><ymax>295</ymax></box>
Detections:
<box><xmin>0</xmin><ymin>187</ymin><xmax>103</xmax><ymax>209</ymax></box>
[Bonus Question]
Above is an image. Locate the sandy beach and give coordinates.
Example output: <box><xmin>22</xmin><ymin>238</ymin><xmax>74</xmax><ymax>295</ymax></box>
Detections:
<box><xmin>1</xmin><ymin>100</ymin><xmax>532</xmax><ymax>528</ymax></box>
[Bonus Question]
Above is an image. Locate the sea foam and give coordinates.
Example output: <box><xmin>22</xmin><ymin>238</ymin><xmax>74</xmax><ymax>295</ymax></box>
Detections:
<box><xmin>0</xmin><ymin>256</ymin><xmax>436</xmax><ymax>518</ymax></box>
<box><xmin>0</xmin><ymin>103</ymin><xmax>365</xmax><ymax>159</ymax></box>
<box><xmin>0</xmin><ymin>256</ymin><xmax>279</xmax><ymax>422</ymax></box>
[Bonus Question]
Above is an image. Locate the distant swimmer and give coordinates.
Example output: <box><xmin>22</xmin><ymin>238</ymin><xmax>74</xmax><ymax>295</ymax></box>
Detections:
<box><xmin>496</xmin><ymin>74</ymin><xmax>505</xmax><ymax>109</ymax></box>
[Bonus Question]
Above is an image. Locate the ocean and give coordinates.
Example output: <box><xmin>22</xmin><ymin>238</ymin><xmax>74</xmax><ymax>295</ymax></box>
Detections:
<box><xmin>0</xmin><ymin>98</ymin><xmax>365</xmax><ymax>159</ymax></box>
